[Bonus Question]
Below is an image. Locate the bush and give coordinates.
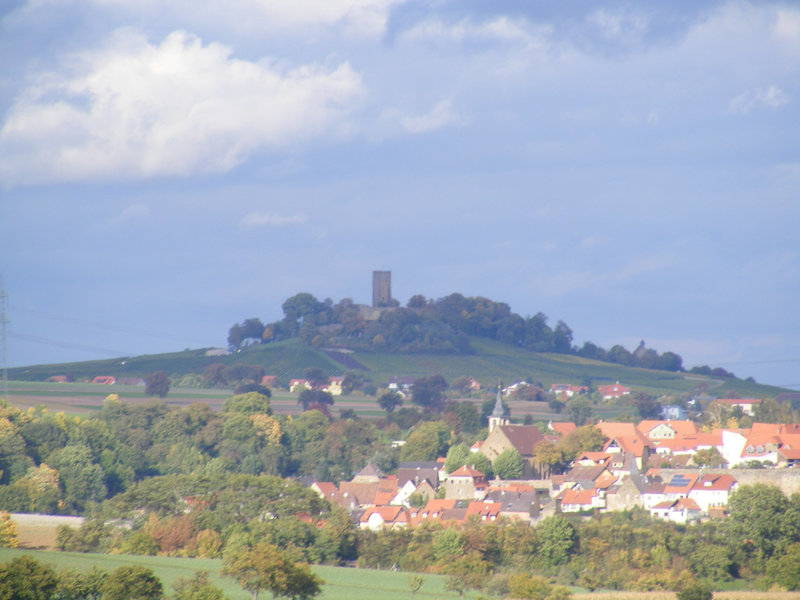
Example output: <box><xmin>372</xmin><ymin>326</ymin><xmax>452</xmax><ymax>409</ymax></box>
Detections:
<box><xmin>676</xmin><ymin>582</ymin><xmax>712</xmax><ymax>600</ymax></box>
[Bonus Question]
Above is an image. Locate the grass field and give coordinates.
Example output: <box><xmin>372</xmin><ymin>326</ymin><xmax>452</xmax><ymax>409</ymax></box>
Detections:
<box><xmin>8</xmin><ymin>337</ymin><xmax>788</xmax><ymax>401</ymax></box>
<box><xmin>0</xmin><ymin>548</ymin><xmax>472</xmax><ymax>600</ymax></box>
<box><xmin>1</xmin><ymin>548</ymin><xmax>799</xmax><ymax>600</ymax></box>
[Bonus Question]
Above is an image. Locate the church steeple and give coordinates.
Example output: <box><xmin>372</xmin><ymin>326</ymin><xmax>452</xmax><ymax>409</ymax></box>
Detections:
<box><xmin>488</xmin><ymin>380</ymin><xmax>509</xmax><ymax>433</ymax></box>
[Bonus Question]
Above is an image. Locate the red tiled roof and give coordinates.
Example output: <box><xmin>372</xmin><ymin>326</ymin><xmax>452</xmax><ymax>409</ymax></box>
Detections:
<box><xmin>561</xmin><ymin>488</ymin><xmax>595</xmax><ymax>506</ymax></box>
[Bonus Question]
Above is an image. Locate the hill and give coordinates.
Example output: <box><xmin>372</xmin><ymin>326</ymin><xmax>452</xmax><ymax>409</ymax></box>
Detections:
<box><xmin>7</xmin><ymin>336</ymin><xmax>788</xmax><ymax>399</ymax></box>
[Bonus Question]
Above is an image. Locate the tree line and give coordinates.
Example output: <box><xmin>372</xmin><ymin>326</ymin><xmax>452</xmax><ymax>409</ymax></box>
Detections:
<box><xmin>228</xmin><ymin>292</ymin><xmax>689</xmax><ymax>374</ymax></box>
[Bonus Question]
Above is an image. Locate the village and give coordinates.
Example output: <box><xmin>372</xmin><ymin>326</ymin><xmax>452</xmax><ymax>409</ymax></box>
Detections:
<box><xmin>309</xmin><ymin>384</ymin><xmax>800</xmax><ymax>532</ymax></box>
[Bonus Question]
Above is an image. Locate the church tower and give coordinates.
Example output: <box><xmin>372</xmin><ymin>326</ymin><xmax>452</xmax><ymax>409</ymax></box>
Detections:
<box><xmin>488</xmin><ymin>382</ymin><xmax>509</xmax><ymax>433</ymax></box>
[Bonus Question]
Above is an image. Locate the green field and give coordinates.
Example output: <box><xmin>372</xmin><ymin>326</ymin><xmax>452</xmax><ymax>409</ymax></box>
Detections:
<box><xmin>0</xmin><ymin>548</ymin><xmax>473</xmax><ymax>600</ymax></box>
<box><xmin>7</xmin><ymin>336</ymin><xmax>789</xmax><ymax>401</ymax></box>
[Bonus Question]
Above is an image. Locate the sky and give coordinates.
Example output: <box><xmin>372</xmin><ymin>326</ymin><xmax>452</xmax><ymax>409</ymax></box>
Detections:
<box><xmin>0</xmin><ymin>0</ymin><xmax>798</xmax><ymax>389</ymax></box>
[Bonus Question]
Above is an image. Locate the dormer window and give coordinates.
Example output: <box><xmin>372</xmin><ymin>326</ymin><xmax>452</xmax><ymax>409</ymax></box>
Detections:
<box><xmin>747</xmin><ymin>445</ymin><xmax>755</xmax><ymax>453</ymax></box>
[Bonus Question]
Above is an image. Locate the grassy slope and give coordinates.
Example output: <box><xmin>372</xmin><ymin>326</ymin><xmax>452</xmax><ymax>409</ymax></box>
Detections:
<box><xmin>0</xmin><ymin>549</ymin><xmax>470</xmax><ymax>600</ymax></box>
<box><xmin>8</xmin><ymin>337</ymin><xmax>788</xmax><ymax>399</ymax></box>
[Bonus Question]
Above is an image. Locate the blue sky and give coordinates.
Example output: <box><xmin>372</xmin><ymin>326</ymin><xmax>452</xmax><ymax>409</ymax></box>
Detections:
<box><xmin>1</xmin><ymin>0</ymin><xmax>798</xmax><ymax>388</ymax></box>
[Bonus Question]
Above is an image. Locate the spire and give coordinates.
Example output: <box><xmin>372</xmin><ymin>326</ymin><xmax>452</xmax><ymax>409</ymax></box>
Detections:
<box><xmin>491</xmin><ymin>381</ymin><xmax>505</xmax><ymax>418</ymax></box>
<box><xmin>488</xmin><ymin>380</ymin><xmax>509</xmax><ymax>433</ymax></box>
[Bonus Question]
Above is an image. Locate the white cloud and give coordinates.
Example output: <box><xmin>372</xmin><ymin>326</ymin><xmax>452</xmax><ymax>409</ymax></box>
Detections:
<box><xmin>23</xmin><ymin>0</ymin><xmax>405</xmax><ymax>37</ymax></box>
<box><xmin>398</xmin><ymin>16</ymin><xmax>547</xmax><ymax>49</ymax></box>
<box><xmin>729</xmin><ymin>85</ymin><xmax>790</xmax><ymax>114</ymax></box>
<box><xmin>240</xmin><ymin>212</ymin><xmax>308</xmax><ymax>227</ymax></box>
<box><xmin>401</xmin><ymin>99</ymin><xmax>458</xmax><ymax>134</ymax></box>
<box><xmin>0</xmin><ymin>29</ymin><xmax>365</xmax><ymax>185</ymax></box>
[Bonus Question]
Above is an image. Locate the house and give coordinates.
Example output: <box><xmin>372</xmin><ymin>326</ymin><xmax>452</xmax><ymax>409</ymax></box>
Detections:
<box><xmin>637</xmin><ymin>420</ymin><xmax>698</xmax><ymax>441</ymax></box>
<box><xmin>290</xmin><ymin>379</ymin><xmax>312</xmax><ymax>393</ymax></box>
<box><xmin>261</xmin><ymin>375</ymin><xmax>277</xmax><ymax>388</ymax></box>
<box><xmin>650</xmin><ymin>497</ymin><xmax>702</xmax><ymax>524</ymax></box>
<box><xmin>326</xmin><ymin>376</ymin><xmax>344</xmax><ymax>396</ymax></box>
<box><xmin>559</xmin><ymin>488</ymin><xmax>603</xmax><ymax>513</ymax></box>
<box><xmin>661</xmin><ymin>405</ymin><xmax>688</xmax><ymax>420</ymax></box>
<box><xmin>397</xmin><ymin>462</ymin><xmax>442</xmax><ymax>488</ymax></box>
<box><xmin>360</xmin><ymin>505</ymin><xmax>409</xmax><ymax>530</ymax></box>
<box><xmin>549</xmin><ymin>384</ymin><xmax>588</xmax><ymax>398</ymax></box>
<box><xmin>387</xmin><ymin>376</ymin><xmax>415</xmax><ymax>395</ymax></box>
<box><xmin>486</xmin><ymin>489</ymin><xmax>540</xmax><ymax>523</ymax></box>
<box><xmin>548</xmin><ymin>422</ymin><xmax>577</xmax><ymax>437</ymax></box>
<box><xmin>597</xmin><ymin>382</ymin><xmax>630</xmax><ymax>400</ymax></box>
<box><xmin>445</xmin><ymin>465</ymin><xmax>487</xmax><ymax>500</ymax></box>
<box><xmin>606</xmin><ymin>473</ymin><xmax>648</xmax><ymax>511</ymax></box>
<box><xmin>338</xmin><ymin>481</ymin><xmax>379</xmax><ymax>507</ymax></box>
<box><xmin>663</xmin><ymin>473</ymin><xmax>700</xmax><ymax>501</ymax></box>
<box><xmin>92</xmin><ymin>376</ymin><xmax>116</xmax><ymax>385</ymax></box>
<box><xmin>410</xmin><ymin>498</ymin><xmax>457</xmax><ymax>525</ymax></box>
<box><xmin>641</xmin><ymin>480</ymin><xmax>667</xmax><ymax>509</ymax></box>
<box><xmin>392</xmin><ymin>479</ymin><xmax>436</xmax><ymax>507</ymax></box>
<box><xmin>352</xmin><ymin>463</ymin><xmax>383</xmax><ymax>483</ymax></box>
<box><xmin>711</xmin><ymin>398</ymin><xmax>762</xmax><ymax>417</ymax></box>
<box><xmin>310</xmin><ymin>481</ymin><xmax>358</xmax><ymax>512</ymax></box>
<box><xmin>563</xmin><ymin>464</ymin><xmax>609</xmax><ymax>491</ymax></box>
<box><xmin>688</xmin><ymin>474</ymin><xmax>737</xmax><ymax>511</ymax></box>
<box><xmin>465</xmin><ymin>501</ymin><xmax>502</xmax><ymax>522</ymax></box>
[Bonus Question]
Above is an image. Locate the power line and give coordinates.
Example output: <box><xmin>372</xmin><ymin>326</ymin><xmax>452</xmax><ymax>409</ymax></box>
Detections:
<box><xmin>9</xmin><ymin>305</ymin><xmax>210</xmax><ymax>346</ymax></box>
<box><xmin>8</xmin><ymin>332</ymin><xmax>131</xmax><ymax>358</ymax></box>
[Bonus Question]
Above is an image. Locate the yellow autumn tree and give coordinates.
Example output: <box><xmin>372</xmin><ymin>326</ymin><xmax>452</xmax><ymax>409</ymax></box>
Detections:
<box><xmin>0</xmin><ymin>512</ymin><xmax>19</xmax><ymax>548</ymax></box>
<box><xmin>250</xmin><ymin>414</ymin><xmax>282</xmax><ymax>445</ymax></box>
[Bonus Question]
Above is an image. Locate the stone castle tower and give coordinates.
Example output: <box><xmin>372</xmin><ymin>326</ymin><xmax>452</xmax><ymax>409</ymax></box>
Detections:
<box><xmin>372</xmin><ymin>271</ymin><xmax>392</xmax><ymax>307</ymax></box>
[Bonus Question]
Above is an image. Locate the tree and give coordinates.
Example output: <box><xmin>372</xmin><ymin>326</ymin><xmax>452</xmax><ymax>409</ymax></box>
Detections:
<box><xmin>0</xmin><ymin>555</ymin><xmax>58</xmax><ymax>600</ymax></box>
<box><xmin>224</xmin><ymin>542</ymin><xmax>322</xmax><ymax>600</ymax></box>
<box><xmin>411</xmin><ymin>375</ymin><xmax>447</xmax><ymax>412</ymax></box>
<box><xmin>103</xmin><ymin>566</ymin><xmax>163</xmax><ymax>600</ymax></box>
<box><xmin>228</xmin><ymin>318</ymin><xmax>266</xmax><ymax>350</ymax></box>
<box><xmin>559</xmin><ymin>425</ymin><xmax>605</xmax><ymax>462</ymax></box>
<box><xmin>675</xmin><ymin>581</ymin><xmax>712</xmax><ymax>600</ymax></box>
<box><xmin>444</xmin><ymin>443</ymin><xmax>470</xmax><ymax>474</ymax></box>
<box><xmin>303</xmin><ymin>368</ymin><xmax>328</xmax><ymax>390</ymax></box>
<box><xmin>768</xmin><ymin>543</ymin><xmax>800</xmax><ymax>590</ymax></box>
<box><xmin>399</xmin><ymin>422</ymin><xmax>450</xmax><ymax>462</ymax></box>
<box><xmin>634</xmin><ymin>392</ymin><xmax>661</xmax><ymax>420</ymax></box>
<box><xmin>725</xmin><ymin>483</ymin><xmax>792</xmax><ymax>560</ymax></box>
<box><xmin>377</xmin><ymin>391</ymin><xmax>403</xmax><ymax>414</ymax></box>
<box><xmin>566</xmin><ymin>396</ymin><xmax>592</xmax><ymax>426</ymax></box>
<box><xmin>692</xmin><ymin>447</ymin><xmax>726</xmax><ymax>468</ymax></box>
<box><xmin>444</xmin><ymin>552</ymin><xmax>490</xmax><ymax>599</ymax></box>
<box><xmin>508</xmin><ymin>573</ymin><xmax>572</xmax><ymax>600</ymax></box>
<box><xmin>552</xmin><ymin>320</ymin><xmax>573</xmax><ymax>353</ymax></box>
<box><xmin>172</xmin><ymin>571</ymin><xmax>225</xmax><ymax>600</ymax></box>
<box><xmin>55</xmin><ymin>566</ymin><xmax>107</xmax><ymax>600</ymax></box>
<box><xmin>493</xmin><ymin>448</ymin><xmax>524</xmax><ymax>480</ymax></box>
<box><xmin>223</xmin><ymin>392</ymin><xmax>272</xmax><ymax>415</ymax></box>
<box><xmin>298</xmin><ymin>390</ymin><xmax>334</xmax><ymax>411</ymax></box>
<box><xmin>0</xmin><ymin>513</ymin><xmax>17</xmax><ymax>549</ymax></box>
<box><xmin>145</xmin><ymin>371</ymin><xmax>170</xmax><ymax>398</ymax></box>
<box><xmin>537</xmin><ymin>515</ymin><xmax>578</xmax><ymax>567</ymax></box>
